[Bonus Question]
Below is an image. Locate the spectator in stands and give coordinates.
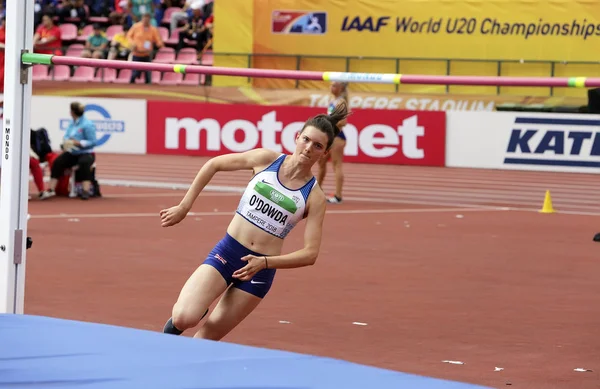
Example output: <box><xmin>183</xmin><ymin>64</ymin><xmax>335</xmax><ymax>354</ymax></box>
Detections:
<box><xmin>58</xmin><ymin>0</ymin><xmax>89</xmax><ymax>28</ymax></box>
<box><xmin>39</xmin><ymin>102</ymin><xmax>98</xmax><ymax>201</ymax></box>
<box><xmin>34</xmin><ymin>0</ymin><xmax>60</xmax><ymax>30</ymax></box>
<box><xmin>176</xmin><ymin>3</ymin><xmax>207</xmax><ymax>51</ymax></box>
<box><xmin>199</xmin><ymin>8</ymin><xmax>212</xmax><ymax>54</ymax></box>
<box><xmin>85</xmin><ymin>0</ymin><xmax>112</xmax><ymax>17</ymax></box>
<box><xmin>110</xmin><ymin>0</ymin><xmax>127</xmax><ymax>25</ymax></box>
<box><xmin>107</xmin><ymin>23</ymin><xmax>131</xmax><ymax>60</ymax></box>
<box><xmin>81</xmin><ymin>23</ymin><xmax>109</xmax><ymax>59</ymax></box>
<box><xmin>33</xmin><ymin>14</ymin><xmax>63</xmax><ymax>55</ymax></box>
<box><xmin>126</xmin><ymin>12</ymin><xmax>163</xmax><ymax>84</ymax></box>
<box><xmin>169</xmin><ymin>0</ymin><xmax>203</xmax><ymax>32</ymax></box>
<box><xmin>126</xmin><ymin>0</ymin><xmax>157</xmax><ymax>28</ymax></box>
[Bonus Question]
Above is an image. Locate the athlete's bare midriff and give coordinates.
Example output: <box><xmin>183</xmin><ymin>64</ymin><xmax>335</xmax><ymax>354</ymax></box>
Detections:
<box><xmin>226</xmin><ymin>213</ymin><xmax>286</xmax><ymax>255</ymax></box>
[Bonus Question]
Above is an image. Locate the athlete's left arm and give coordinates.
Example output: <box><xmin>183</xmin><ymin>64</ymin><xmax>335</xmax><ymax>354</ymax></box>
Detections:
<box><xmin>275</xmin><ymin>190</ymin><xmax>327</xmax><ymax>267</ymax></box>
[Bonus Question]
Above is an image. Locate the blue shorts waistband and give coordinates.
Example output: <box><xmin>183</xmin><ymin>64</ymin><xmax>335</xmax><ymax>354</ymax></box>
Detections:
<box><xmin>223</xmin><ymin>232</ymin><xmax>266</xmax><ymax>257</ymax></box>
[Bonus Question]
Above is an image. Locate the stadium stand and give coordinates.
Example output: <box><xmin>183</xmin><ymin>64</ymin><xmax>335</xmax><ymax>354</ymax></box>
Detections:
<box><xmin>34</xmin><ymin>0</ymin><xmax>214</xmax><ymax>86</ymax></box>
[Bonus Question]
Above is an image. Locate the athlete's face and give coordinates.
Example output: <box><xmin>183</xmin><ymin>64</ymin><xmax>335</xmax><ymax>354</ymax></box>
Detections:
<box><xmin>295</xmin><ymin>126</ymin><xmax>329</xmax><ymax>164</ymax></box>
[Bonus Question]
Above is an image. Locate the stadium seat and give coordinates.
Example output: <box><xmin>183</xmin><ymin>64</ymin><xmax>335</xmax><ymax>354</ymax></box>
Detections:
<box><xmin>161</xmin><ymin>7</ymin><xmax>182</xmax><ymax>25</ymax></box>
<box><xmin>92</xmin><ymin>68</ymin><xmax>117</xmax><ymax>83</ymax></box>
<box><xmin>51</xmin><ymin>65</ymin><xmax>71</xmax><ymax>81</ymax></box>
<box><xmin>165</xmin><ymin>28</ymin><xmax>182</xmax><ymax>46</ymax></box>
<box><xmin>180</xmin><ymin>73</ymin><xmax>200</xmax><ymax>86</ymax></box>
<box><xmin>113</xmin><ymin>69</ymin><xmax>132</xmax><ymax>84</ymax></box>
<box><xmin>65</xmin><ymin>43</ymin><xmax>85</xmax><ymax>57</ymax></box>
<box><xmin>70</xmin><ymin>66</ymin><xmax>96</xmax><ymax>82</ymax></box>
<box><xmin>77</xmin><ymin>24</ymin><xmax>94</xmax><ymax>42</ymax></box>
<box><xmin>59</xmin><ymin>23</ymin><xmax>79</xmax><ymax>41</ymax></box>
<box><xmin>158</xmin><ymin>26</ymin><xmax>170</xmax><ymax>43</ymax></box>
<box><xmin>159</xmin><ymin>72</ymin><xmax>183</xmax><ymax>85</ymax></box>
<box><xmin>199</xmin><ymin>51</ymin><xmax>213</xmax><ymax>66</ymax></box>
<box><xmin>105</xmin><ymin>24</ymin><xmax>123</xmax><ymax>40</ymax></box>
<box><xmin>31</xmin><ymin>64</ymin><xmax>50</xmax><ymax>81</ymax></box>
<box><xmin>153</xmin><ymin>47</ymin><xmax>176</xmax><ymax>63</ymax></box>
<box><xmin>175</xmin><ymin>47</ymin><xmax>197</xmax><ymax>65</ymax></box>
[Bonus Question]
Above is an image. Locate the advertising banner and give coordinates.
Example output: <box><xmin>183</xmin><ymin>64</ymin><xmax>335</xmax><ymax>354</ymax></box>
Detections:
<box><xmin>146</xmin><ymin>101</ymin><xmax>446</xmax><ymax>166</ymax></box>
<box><xmin>446</xmin><ymin>111</ymin><xmax>600</xmax><ymax>173</ymax></box>
<box><xmin>30</xmin><ymin>96</ymin><xmax>147</xmax><ymax>154</ymax></box>
<box><xmin>253</xmin><ymin>0</ymin><xmax>600</xmax><ymax>62</ymax></box>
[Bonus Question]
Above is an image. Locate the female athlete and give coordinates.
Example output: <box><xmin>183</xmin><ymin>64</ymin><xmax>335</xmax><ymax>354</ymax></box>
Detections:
<box><xmin>317</xmin><ymin>81</ymin><xmax>349</xmax><ymax>204</ymax></box>
<box><xmin>159</xmin><ymin>102</ymin><xmax>350</xmax><ymax>340</ymax></box>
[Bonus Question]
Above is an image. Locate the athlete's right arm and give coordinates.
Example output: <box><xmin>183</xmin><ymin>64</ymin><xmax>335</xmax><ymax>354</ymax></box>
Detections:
<box><xmin>179</xmin><ymin>148</ymin><xmax>279</xmax><ymax>212</ymax></box>
<box><xmin>160</xmin><ymin>149</ymin><xmax>279</xmax><ymax>227</ymax></box>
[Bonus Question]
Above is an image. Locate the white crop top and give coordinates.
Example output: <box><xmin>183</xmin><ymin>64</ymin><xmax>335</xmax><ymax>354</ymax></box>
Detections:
<box><xmin>236</xmin><ymin>154</ymin><xmax>317</xmax><ymax>239</ymax></box>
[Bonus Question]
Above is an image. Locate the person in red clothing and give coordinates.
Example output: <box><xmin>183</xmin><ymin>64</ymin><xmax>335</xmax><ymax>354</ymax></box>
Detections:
<box><xmin>33</xmin><ymin>14</ymin><xmax>62</xmax><ymax>55</ymax></box>
<box><xmin>29</xmin><ymin>155</ymin><xmax>45</xmax><ymax>198</ymax></box>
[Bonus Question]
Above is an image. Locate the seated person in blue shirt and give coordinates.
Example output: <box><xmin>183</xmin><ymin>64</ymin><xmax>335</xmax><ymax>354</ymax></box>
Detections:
<box><xmin>81</xmin><ymin>23</ymin><xmax>109</xmax><ymax>59</ymax></box>
<box><xmin>40</xmin><ymin>102</ymin><xmax>98</xmax><ymax>200</ymax></box>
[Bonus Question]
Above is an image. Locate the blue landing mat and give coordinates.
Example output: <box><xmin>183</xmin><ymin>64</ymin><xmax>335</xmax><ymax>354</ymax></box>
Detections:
<box><xmin>0</xmin><ymin>314</ymin><xmax>491</xmax><ymax>389</ymax></box>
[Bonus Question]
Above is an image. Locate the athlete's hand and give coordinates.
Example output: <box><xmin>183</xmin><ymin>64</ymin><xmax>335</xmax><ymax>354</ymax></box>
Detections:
<box><xmin>159</xmin><ymin>205</ymin><xmax>188</xmax><ymax>227</ymax></box>
<box><xmin>232</xmin><ymin>255</ymin><xmax>267</xmax><ymax>281</ymax></box>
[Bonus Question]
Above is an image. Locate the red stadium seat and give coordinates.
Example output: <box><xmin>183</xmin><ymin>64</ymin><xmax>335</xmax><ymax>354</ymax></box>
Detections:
<box><xmin>51</xmin><ymin>65</ymin><xmax>71</xmax><ymax>81</ymax></box>
<box><xmin>92</xmin><ymin>68</ymin><xmax>117</xmax><ymax>83</ymax></box>
<box><xmin>159</xmin><ymin>72</ymin><xmax>183</xmax><ymax>85</ymax></box>
<box><xmin>165</xmin><ymin>28</ymin><xmax>181</xmax><ymax>46</ymax></box>
<box><xmin>157</xmin><ymin>26</ymin><xmax>170</xmax><ymax>43</ymax></box>
<box><xmin>32</xmin><ymin>65</ymin><xmax>50</xmax><ymax>81</ymax></box>
<box><xmin>161</xmin><ymin>7</ymin><xmax>182</xmax><ymax>25</ymax></box>
<box><xmin>70</xmin><ymin>66</ymin><xmax>96</xmax><ymax>82</ymax></box>
<box><xmin>175</xmin><ymin>47</ymin><xmax>197</xmax><ymax>65</ymax></box>
<box><xmin>180</xmin><ymin>73</ymin><xmax>200</xmax><ymax>86</ymax></box>
<box><xmin>105</xmin><ymin>24</ymin><xmax>123</xmax><ymax>40</ymax></box>
<box><xmin>77</xmin><ymin>24</ymin><xmax>94</xmax><ymax>42</ymax></box>
<box><xmin>199</xmin><ymin>51</ymin><xmax>213</xmax><ymax>66</ymax></box>
<box><xmin>65</xmin><ymin>43</ymin><xmax>85</xmax><ymax>57</ymax></box>
<box><xmin>153</xmin><ymin>47</ymin><xmax>176</xmax><ymax>63</ymax></box>
<box><xmin>59</xmin><ymin>23</ymin><xmax>79</xmax><ymax>41</ymax></box>
<box><xmin>114</xmin><ymin>69</ymin><xmax>132</xmax><ymax>84</ymax></box>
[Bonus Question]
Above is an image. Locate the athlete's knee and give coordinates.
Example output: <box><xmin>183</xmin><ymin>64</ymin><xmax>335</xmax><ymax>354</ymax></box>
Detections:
<box><xmin>171</xmin><ymin>303</ymin><xmax>208</xmax><ymax>331</ymax></box>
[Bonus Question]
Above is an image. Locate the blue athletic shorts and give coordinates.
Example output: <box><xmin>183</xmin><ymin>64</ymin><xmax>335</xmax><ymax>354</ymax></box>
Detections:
<box><xmin>202</xmin><ymin>233</ymin><xmax>276</xmax><ymax>299</ymax></box>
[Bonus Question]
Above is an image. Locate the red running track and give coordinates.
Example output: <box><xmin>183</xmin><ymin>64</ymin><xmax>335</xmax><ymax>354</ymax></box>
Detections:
<box><xmin>22</xmin><ymin>153</ymin><xmax>600</xmax><ymax>389</ymax></box>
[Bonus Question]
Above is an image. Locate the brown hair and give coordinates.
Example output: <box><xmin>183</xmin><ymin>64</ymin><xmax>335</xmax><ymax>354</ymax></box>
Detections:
<box><xmin>301</xmin><ymin>100</ymin><xmax>351</xmax><ymax>149</ymax></box>
<box><xmin>70</xmin><ymin>102</ymin><xmax>85</xmax><ymax>117</ymax></box>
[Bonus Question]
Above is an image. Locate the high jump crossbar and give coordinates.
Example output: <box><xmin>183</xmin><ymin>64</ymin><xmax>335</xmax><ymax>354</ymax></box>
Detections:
<box><xmin>20</xmin><ymin>53</ymin><xmax>599</xmax><ymax>88</ymax></box>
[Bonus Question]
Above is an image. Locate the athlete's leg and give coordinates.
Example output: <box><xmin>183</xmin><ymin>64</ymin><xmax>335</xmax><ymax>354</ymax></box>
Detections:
<box><xmin>330</xmin><ymin>137</ymin><xmax>346</xmax><ymax>201</ymax></box>
<box><xmin>316</xmin><ymin>153</ymin><xmax>328</xmax><ymax>188</ymax></box>
<box><xmin>169</xmin><ymin>264</ymin><xmax>229</xmax><ymax>333</ymax></box>
<box><xmin>193</xmin><ymin>286</ymin><xmax>263</xmax><ymax>341</ymax></box>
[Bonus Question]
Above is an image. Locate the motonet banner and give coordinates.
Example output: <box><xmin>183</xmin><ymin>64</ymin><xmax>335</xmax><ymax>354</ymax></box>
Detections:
<box><xmin>146</xmin><ymin>101</ymin><xmax>446</xmax><ymax>166</ymax></box>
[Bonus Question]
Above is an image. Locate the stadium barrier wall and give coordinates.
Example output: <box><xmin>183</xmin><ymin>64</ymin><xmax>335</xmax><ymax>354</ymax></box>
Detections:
<box><xmin>31</xmin><ymin>95</ymin><xmax>600</xmax><ymax>173</ymax></box>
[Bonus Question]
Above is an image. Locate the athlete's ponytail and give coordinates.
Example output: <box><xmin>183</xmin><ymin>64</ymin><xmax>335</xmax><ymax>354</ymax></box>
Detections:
<box><xmin>301</xmin><ymin>100</ymin><xmax>351</xmax><ymax>149</ymax></box>
<box><xmin>328</xmin><ymin>100</ymin><xmax>350</xmax><ymax>138</ymax></box>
